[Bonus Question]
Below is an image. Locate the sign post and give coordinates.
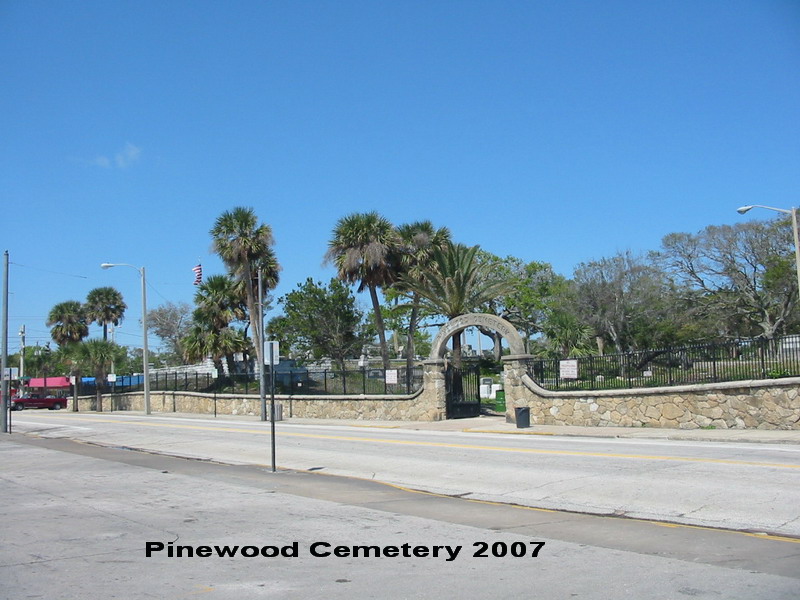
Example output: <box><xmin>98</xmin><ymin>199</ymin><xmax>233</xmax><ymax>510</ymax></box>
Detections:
<box><xmin>258</xmin><ymin>271</ymin><xmax>266</xmax><ymax>421</ymax></box>
<box><xmin>268</xmin><ymin>341</ymin><xmax>277</xmax><ymax>472</ymax></box>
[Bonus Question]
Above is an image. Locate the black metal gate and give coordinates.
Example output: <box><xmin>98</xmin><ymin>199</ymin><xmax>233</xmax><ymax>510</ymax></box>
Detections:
<box><xmin>445</xmin><ymin>364</ymin><xmax>481</xmax><ymax>419</ymax></box>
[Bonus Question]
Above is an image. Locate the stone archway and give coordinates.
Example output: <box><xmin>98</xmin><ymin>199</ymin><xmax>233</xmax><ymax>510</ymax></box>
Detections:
<box><xmin>428</xmin><ymin>313</ymin><xmax>526</xmax><ymax>360</ymax></box>
<box><xmin>422</xmin><ymin>313</ymin><xmax>532</xmax><ymax>420</ymax></box>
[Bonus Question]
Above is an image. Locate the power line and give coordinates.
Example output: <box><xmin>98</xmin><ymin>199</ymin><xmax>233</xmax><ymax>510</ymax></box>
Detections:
<box><xmin>10</xmin><ymin>262</ymin><xmax>89</xmax><ymax>279</ymax></box>
<box><xmin>147</xmin><ymin>282</ymin><xmax>171</xmax><ymax>304</ymax></box>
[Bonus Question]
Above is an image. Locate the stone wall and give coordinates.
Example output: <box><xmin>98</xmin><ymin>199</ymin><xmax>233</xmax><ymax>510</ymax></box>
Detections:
<box><xmin>71</xmin><ymin>364</ymin><xmax>800</xmax><ymax>429</ymax></box>
<box><xmin>74</xmin><ymin>387</ymin><xmax>441</xmax><ymax>421</ymax></box>
<box><xmin>507</xmin><ymin>373</ymin><xmax>800</xmax><ymax>430</ymax></box>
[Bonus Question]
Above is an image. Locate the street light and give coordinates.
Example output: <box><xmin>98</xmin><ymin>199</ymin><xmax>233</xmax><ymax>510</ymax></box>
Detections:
<box><xmin>100</xmin><ymin>262</ymin><xmax>150</xmax><ymax>415</ymax></box>
<box><xmin>736</xmin><ymin>205</ymin><xmax>800</xmax><ymax>299</ymax></box>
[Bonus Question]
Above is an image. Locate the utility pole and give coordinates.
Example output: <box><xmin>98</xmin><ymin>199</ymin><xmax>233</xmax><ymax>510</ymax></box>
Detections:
<box><xmin>109</xmin><ymin>323</ymin><xmax>115</xmax><ymax>375</ymax></box>
<box><xmin>19</xmin><ymin>325</ymin><xmax>25</xmax><ymax>392</ymax></box>
<box><xmin>2</xmin><ymin>250</ymin><xmax>9</xmax><ymax>434</ymax></box>
<box><xmin>258</xmin><ymin>269</ymin><xmax>267</xmax><ymax>422</ymax></box>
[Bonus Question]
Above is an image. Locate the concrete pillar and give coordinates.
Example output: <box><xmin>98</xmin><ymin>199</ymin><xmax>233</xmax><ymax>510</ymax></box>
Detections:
<box><xmin>502</xmin><ymin>354</ymin><xmax>535</xmax><ymax>423</ymax></box>
<box><xmin>421</xmin><ymin>359</ymin><xmax>448</xmax><ymax>421</ymax></box>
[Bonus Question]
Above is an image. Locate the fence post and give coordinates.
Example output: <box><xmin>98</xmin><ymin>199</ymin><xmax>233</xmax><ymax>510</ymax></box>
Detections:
<box><xmin>712</xmin><ymin>345</ymin><xmax>718</xmax><ymax>382</ymax></box>
<box><xmin>552</xmin><ymin>358</ymin><xmax>559</xmax><ymax>390</ymax></box>
<box><xmin>626</xmin><ymin>353</ymin><xmax>633</xmax><ymax>387</ymax></box>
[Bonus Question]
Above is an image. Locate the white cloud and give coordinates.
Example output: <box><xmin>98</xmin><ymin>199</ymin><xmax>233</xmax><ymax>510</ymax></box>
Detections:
<box><xmin>115</xmin><ymin>142</ymin><xmax>141</xmax><ymax>168</ymax></box>
<box><xmin>91</xmin><ymin>156</ymin><xmax>112</xmax><ymax>168</ymax></box>
<box><xmin>80</xmin><ymin>142</ymin><xmax>142</xmax><ymax>169</ymax></box>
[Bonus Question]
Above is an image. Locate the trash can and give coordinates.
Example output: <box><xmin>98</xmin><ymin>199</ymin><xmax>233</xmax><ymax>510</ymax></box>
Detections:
<box><xmin>494</xmin><ymin>390</ymin><xmax>506</xmax><ymax>413</ymax></box>
<box><xmin>514</xmin><ymin>406</ymin><xmax>530</xmax><ymax>429</ymax></box>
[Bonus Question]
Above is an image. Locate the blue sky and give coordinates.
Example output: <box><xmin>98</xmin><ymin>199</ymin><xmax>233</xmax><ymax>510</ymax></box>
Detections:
<box><xmin>2</xmin><ymin>0</ymin><xmax>799</xmax><ymax>354</ymax></box>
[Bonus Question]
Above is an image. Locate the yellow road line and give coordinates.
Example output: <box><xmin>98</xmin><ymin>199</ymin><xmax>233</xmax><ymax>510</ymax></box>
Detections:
<box><xmin>648</xmin><ymin>520</ymin><xmax>800</xmax><ymax>543</ymax></box>
<box><xmin>32</xmin><ymin>414</ymin><xmax>800</xmax><ymax>469</ymax></box>
<box><xmin>22</xmin><ymin>414</ymin><xmax>800</xmax><ymax>545</ymax></box>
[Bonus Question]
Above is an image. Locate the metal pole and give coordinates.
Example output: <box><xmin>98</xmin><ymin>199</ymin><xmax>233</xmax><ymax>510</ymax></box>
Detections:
<box><xmin>791</xmin><ymin>208</ymin><xmax>800</xmax><ymax>300</ymax></box>
<box><xmin>109</xmin><ymin>324</ymin><xmax>115</xmax><ymax>375</ymax></box>
<box><xmin>18</xmin><ymin>325</ymin><xmax>25</xmax><ymax>423</ymax></box>
<box><xmin>270</xmin><ymin>341</ymin><xmax>276</xmax><ymax>473</ymax></box>
<box><xmin>1</xmin><ymin>251</ymin><xmax>9</xmax><ymax>434</ymax></box>
<box><xmin>18</xmin><ymin>325</ymin><xmax>25</xmax><ymax>386</ymax></box>
<box><xmin>141</xmin><ymin>266</ymin><xmax>151</xmax><ymax>415</ymax></box>
<box><xmin>258</xmin><ymin>269</ymin><xmax>267</xmax><ymax>421</ymax></box>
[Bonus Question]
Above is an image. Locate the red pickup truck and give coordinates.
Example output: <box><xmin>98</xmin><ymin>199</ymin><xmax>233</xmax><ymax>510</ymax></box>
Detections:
<box><xmin>11</xmin><ymin>394</ymin><xmax>69</xmax><ymax>411</ymax></box>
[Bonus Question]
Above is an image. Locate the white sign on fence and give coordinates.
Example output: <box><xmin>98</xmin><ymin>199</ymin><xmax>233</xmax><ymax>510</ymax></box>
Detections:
<box><xmin>559</xmin><ymin>359</ymin><xmax>579</xmax><ymax>379</ymax></box>
<box><xmin>385</xmin><ymin>369</ymin><xmax>398</xmax><ymax>384</ymax></box>
<box><xmin>263</xmin><ymin>341</ymin><xmax>280</xmax><ymax>366</ymax></box>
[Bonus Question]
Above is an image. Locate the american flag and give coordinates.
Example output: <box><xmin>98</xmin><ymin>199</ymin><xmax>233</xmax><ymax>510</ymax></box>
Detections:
<box><xmin>192</xmin><ymin>264</ymin><xmax>203</xmax><ymax>285</ymax></box>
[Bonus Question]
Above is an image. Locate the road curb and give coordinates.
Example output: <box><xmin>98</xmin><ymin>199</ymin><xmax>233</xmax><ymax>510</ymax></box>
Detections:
<box><xmin>459</xmin><ymin>427</ymin><xmax>800</xmax><ymax>444</ymax></box>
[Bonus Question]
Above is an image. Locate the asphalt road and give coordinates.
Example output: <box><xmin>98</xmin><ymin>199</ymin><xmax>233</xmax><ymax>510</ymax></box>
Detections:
<box><xmin>9</xmin><ymin>411</ymin><xmax>800</xmax><ymax>537</ymax></box>
<box><xmin>2</xmin><ymin>430</ymin><xmax>800</xmax><ymax>599</ymax></box>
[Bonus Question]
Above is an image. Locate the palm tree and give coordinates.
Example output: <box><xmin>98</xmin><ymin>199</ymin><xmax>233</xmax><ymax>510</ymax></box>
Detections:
<box><xmin>55</xmin><ymin>343</ymin><xmax>83</xmax><ymax>412</ymax></box>
<box><xmin>85</xmin><ymin>287</ymin><xmax>127</xmax><ymax>341</ymax></box>
<box><xmin>190</xmin><ymin>274</ymin><xmax>251</xmax><ymax>375</ymax></box>
<box><xmin>541</xmin><ymin>311</ymin><xmax>594</xmax><ymax>359</ymax></box>
<box><xmin>210</xmin><ymin>207</ymin><xmax>279</xmax><ymax>368</ymax></box>
<box><xmin>76</xmin><ymin>339</ymin><xmax>125</xmax><ymax>412</ymax></box>
<box><xmin>182</xmin><ymin>323</ymin><xmax>250</xmax><ymax>379</ymax></box>
<box><xmin>47</xmin><ymin>301</ymin><xmax>89</xmax><ymax>347</ymax></box>
<box><xmin>399</xmin><ymin>242</ymin><xmax>513</xmax><ymax>366</ymax></box>
<box><xmin>193</xmin><ymin>275</ymin><xmax>247</xmax><ymax>330</ymax></box>
<box><xmin>394</xmin><ymin>221</ymin><xmax>451</xmax><ymax>371</ymax></box>
<box><xmin>182</xmin><ymin>324</ymin><xmax>213</xmax><ymax>371</ymax></box>
<box><xmin>326</xmin><ymin>212</ymin><xmax>398</xmax><ymax>370</ymax></box>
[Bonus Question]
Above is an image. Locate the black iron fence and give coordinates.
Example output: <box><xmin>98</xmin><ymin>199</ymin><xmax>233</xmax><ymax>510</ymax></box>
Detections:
<box><xmin>526</xmin><ymin>335</ymin><xmax>800</xmax><ymax>392</ymax></box>
<box><xmin>81</xmin><ymin>366</ymin><xmax>424</xmax><ymax>397</ymax></box>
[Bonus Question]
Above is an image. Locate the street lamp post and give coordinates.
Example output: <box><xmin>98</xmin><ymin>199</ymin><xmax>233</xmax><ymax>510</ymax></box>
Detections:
<box><xmin>1</xmin><ymin>250</ymin><xmax>9</xmax><ymax>434</ymax></box>
<box><xmin>100</xmin><ymin>263</ymin><xmax>150</xmax><ymax>415</ymax></box>
<box><xmin>736</xmin><ymin>205</ymin><xmax>800</xmax><ymax>299</ymax></box>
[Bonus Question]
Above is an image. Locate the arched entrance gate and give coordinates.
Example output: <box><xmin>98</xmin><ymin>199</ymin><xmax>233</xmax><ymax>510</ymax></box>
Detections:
<box><xmin>424</xmin><ymin>314</ymin><xmax>532</xmax><ymax>420</ymax></box>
